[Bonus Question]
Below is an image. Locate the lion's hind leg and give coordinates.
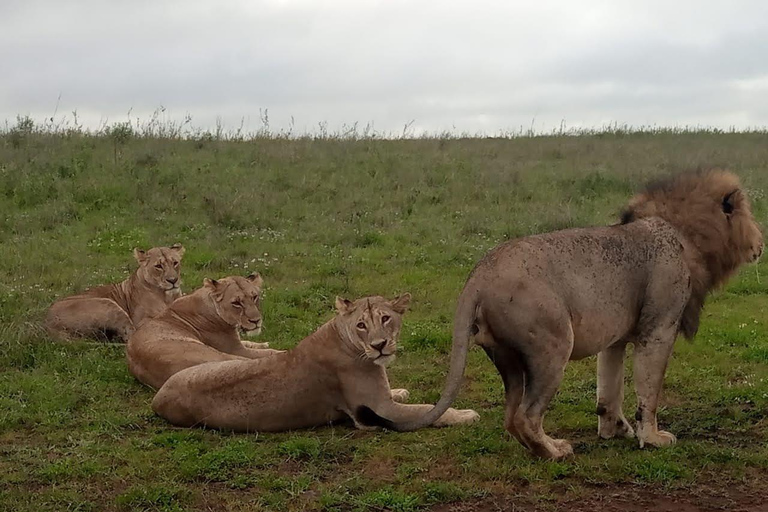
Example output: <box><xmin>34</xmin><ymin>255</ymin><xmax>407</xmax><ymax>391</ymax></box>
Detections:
<box><xmin>46</xmin><ymin>297</ymin><xmax>134</xmax><ymax>342</ymax></box>
<box><xmin>596</xmin><ymin>341</ymin><xmax>635</xmax><ymax>440</ymax></box>
<box><xmin>483</xmin><ymin>300</ymin><xmax>574</xmax><ymax>460</ymax></box>
<box><xmin>480</xmin><ymin>343</ymin><xmax>525</xmax><ymax>445</ymax></box>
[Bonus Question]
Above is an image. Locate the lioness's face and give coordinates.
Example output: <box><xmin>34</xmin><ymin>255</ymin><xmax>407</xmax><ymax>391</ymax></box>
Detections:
<box><xmin>134</xmin><ymin>244</ymin><xmax>185</xmax><ymax>293</ymax></box>
<box><xmin>335</xmin><ymin>293</ymin><xmax>411</xmax><ymax>366</ymax></box>
<box><xmin>204</xmin><ymin>274</ymin><xmax>264</xmax><ymax>334</ymax></box>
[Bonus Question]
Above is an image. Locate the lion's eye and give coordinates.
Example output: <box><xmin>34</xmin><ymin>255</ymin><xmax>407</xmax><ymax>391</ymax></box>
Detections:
<box><xmin>154</xmin><ymin>264</ymin><xmax>163</xmax><ymax>270</ymax></box>
<box><xmin>232</xmin><ymin>300</ymin><xmax>242</xmax><ymax>308</ymax></box>
<box><xmin>356</xmin><ymin>322</ymin><xmax>366</xmax><ymax>330</ymax></box>
<box><xmin>381</xmin><ymin>315</ymin><xmax>391</xmax><ymax>324</ymax></box>
<box><xmin>173</xmin><ymin>261</ymin><xmax>179</xmax><ymax>267</ymax></box>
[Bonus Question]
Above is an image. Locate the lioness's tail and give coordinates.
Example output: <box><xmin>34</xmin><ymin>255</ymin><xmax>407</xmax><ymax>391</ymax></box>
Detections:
<box><xmin>359</xmin><ymin>285</ymin><xmax>479</xmax><ymax>431</ymax></box>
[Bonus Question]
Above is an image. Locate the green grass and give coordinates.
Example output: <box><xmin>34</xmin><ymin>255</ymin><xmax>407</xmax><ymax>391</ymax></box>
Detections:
<box><xmin>1</xmin><ymin>123</ymin><xmax>768</xmax><ymax>511</ymax></box>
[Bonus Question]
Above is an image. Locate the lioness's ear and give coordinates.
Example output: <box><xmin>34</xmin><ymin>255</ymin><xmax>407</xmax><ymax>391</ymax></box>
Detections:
<box><xmin>203</xmin><ymin>278</ymin><xmax>219</xmax><ymax>291</ymax></box>
<box><xmin>335</xmin><ymin>296</ymin><xmax>353</xmax><ymax>314</ymax></box>
<box><xmin>133</xmin><ymin>248</ymin><xmax>147</xmax><ymax>263</ymax></box>
<box><xmin>246</xmin><ymin>273</ymin><xmax>263</xmax><ymax>287</ymax></box>
<box><xmin>170</xmin><ymin>243</ymin><xmax>185</xmax><ymax>257</ymax></box>
<box><xmin>389</xmin><ymin>293</ymin><xmax>412</xmax><ymax>314</ymax></box>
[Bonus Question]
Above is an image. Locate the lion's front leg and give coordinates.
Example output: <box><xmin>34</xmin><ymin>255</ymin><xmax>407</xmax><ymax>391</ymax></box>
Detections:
<box><xmin>632</xmin><ymin>329</ymin><xmax>677</xmax><ymax>448</ymax></box>
<box><xmin>596</xmin><ymin>341</ymin><xmax>634</xmax><ymax>440</ymax></box>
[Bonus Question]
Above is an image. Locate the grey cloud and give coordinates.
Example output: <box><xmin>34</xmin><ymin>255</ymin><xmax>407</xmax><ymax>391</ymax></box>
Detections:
<box><xmin>3</xmin><ymin>0</ymin><xmax>768</xmax><ymax>134</ymax></box>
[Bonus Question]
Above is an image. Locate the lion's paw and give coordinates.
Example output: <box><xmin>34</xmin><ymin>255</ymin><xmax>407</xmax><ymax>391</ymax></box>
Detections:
<box><xmin>599</xmin><ymin>416</ymin><xmax>635</xmax><ymax>440</ymax></box>
<box><xmin>639</xmin><ymin>429</ymin><xmax>677</xmax><ymax>448</ymax></box>
<box><xmin>390</xmin><ymin>389</ymin><xmax>410</xmax><ymax>402</ymax></box>
<box><xmin>551</xmin><ymin>439</ymin><xmax>574</xmax><ymax>459</ymax></box>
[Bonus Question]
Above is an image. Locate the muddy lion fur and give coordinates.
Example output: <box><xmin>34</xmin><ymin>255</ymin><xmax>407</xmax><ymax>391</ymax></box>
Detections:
<box><xmin>361</xmin><ymin>169</ymin><xmax>763</xmax><ymax>459</ymax></box>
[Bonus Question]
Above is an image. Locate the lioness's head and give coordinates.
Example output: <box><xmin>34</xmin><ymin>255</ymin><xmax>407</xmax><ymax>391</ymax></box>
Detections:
<box><xmin>133</xmin><ymin>244</ymin><xmax>185</xmax><ymax>293</ymax></box>
<box><xmin>622</xmin><ymin>169</ymin><xmax>763</xmax><ymax>276</ymax></box>
<box><xmin>204</xmin><ymin>274</ymin><xmax>264</xmax><ymax>335</ymax></box>
<box><xmin>334</xmin><ymin>293</ymin><xmax>411</xmax><ymax>366</ymax></box>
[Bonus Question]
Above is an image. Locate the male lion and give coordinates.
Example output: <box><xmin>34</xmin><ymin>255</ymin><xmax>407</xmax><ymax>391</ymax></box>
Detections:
<box><xmin>151</xmin><ymin>294</ymin><xmax>480</xmax><ymax>432</ymax></box>
<box><xmin>126</xmin><ymin>274</ymin><xmax>282</xmax><ymax>389</ymax></box>
<box><xmin>45</xmin><ymin>244</ymin><xmax>185</xmax><ymax>342</ymax></box>
<box><xmin>359</xmin><ymin>169</ymin><xmax>763</xmax><ymax>459</ymax></box>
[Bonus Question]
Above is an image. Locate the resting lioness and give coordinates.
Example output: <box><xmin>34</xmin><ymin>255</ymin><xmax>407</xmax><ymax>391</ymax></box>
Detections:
<box><xmin>126</xmin><ymin>274</ymin><xmax>282</xmax><ymax>389</ymax></box>
<box><xmin>363</xmin><ymin>169</ymin><xmax>763</xmax><ymax>460</ymax></box>
<box><xmin>151</xmin><ymin>294</ymin><xmax>480</xmax><ymax>432</ymax></box>
<box><xmin>45</xmin><ymin>244</ymin><xmax>185</xmax><ymax>342</ymax></box>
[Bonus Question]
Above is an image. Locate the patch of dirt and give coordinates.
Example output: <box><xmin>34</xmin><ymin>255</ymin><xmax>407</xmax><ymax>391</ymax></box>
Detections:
<box><xmin>429</xmin><ymin>481</ymin><xmax>768</xmax><ymax>512</ymax></box>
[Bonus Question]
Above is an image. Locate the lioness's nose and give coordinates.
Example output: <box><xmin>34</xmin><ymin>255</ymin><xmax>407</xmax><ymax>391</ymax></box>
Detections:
<box><xmin>254</xmin><ymin>318</ymin><xmax>263</xmax><ymax>329</ymax></box>
<box><xmin>371</xmin><ymin>340</ymin><xmax>386</xmax><ymax>351</ymax></box>
<box><xmin>166</xmin><ymin>277</ymin><xmax>178</xmax><ymax>285</ymax></box>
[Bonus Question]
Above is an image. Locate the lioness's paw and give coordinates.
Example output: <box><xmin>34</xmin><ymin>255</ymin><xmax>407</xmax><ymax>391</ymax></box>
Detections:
<box><xmin>638</xmin><ymin>429</ymin><xmax>677</xmax><ymax>449</ymax></box>
<box><xmin>242</xmin><ymin>340</ymin><xmax>270</xmax><ymax>349</ymax></box>
<box><xmin>456</xmin><ymin>409</ymin><xmax>480</xmax><ymax>424</ymax></box>
<box><xmin>390</xmin><ymin>389</ymin><xmax>410</xmax><ymax>402</ymax></box>
<box><xmin>433</xmin><ymin>408</ymin><xmax>479</xmax><ymax>427</ymax></box>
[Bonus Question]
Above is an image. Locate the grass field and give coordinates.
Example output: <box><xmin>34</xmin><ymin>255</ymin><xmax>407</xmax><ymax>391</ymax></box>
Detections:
<box><xmin>1</xmin><ymin>122</ymin><xmax>767</xmax><ymax>511</ymax></box>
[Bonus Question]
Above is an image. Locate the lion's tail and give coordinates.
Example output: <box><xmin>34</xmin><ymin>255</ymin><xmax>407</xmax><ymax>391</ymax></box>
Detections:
<box><xmin>357</xmin><ymin>284</ymin><xmax>478</xmax><ymax>431</ymax></box>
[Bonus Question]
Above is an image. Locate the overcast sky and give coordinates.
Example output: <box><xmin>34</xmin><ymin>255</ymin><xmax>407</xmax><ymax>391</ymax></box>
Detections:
<box><xmin>3</xmin><ymin>0</ymin><xmax>768</xmax><ymax>136</ymax></box>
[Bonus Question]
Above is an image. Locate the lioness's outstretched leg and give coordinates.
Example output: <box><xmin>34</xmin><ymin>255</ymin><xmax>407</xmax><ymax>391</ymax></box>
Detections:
<box><xmin>356</xmin><ymin>402</ymin><xmax>479</xmax><ymax>429</ymax></box>
<box><xmin>232</xmin><ymin>346</ymin><xmax>284</xmax><ymax>359</ymax></box>
<box><xmin>633</xmin><ymin>327</ymin><xmax>677</xmax><ymax>448</ymax></box>
<box><xmin>46</xmin><ymin>297</ymin><xmax>134</xmax><ymax>341</ymax></box>
<box><xmin>597</xmin><ymin>341</ymin><xmax>634</xmax><ymax>439</ymax></box>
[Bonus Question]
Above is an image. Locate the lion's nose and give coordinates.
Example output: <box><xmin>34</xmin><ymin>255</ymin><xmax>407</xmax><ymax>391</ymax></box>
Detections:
<box><xmin>254</xmin><ymin>318</ymin><xmax>263</xmax><ymax>329</ymax></box>
<box><xmin>166</xmin><ymin>277</ymin><xmax>178</xmax><ymax>285</ymax></box>
<box><xmin>371</xmin><ymin>340</ymin><xmax>387</xmax><ymax>352</ymax></box>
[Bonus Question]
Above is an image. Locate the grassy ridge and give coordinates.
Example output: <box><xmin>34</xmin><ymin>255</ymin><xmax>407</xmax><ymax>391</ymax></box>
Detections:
<box><xmin>1</xmin><ymin>127</ymin><xmax>767</xmax><ymax>511</ymax></box>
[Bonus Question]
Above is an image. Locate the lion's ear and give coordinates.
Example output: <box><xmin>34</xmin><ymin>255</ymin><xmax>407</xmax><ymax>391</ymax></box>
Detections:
<box><xmin>133</xmin><ymin>248</ymin><xmax>147</xmax><ymax>263</ymax></box>
<box><xmin>246</xmin><ymin>273</ymin><xmax>263</xmax><ymax>287</ymax></box>
<box><xmin>203</xmin><ymin>278</ymin><xmax>219</xmax><ymax>290</ymax></box>
<box><xmin>389</xmin><ymin>293</ymin><xmax>412</xmax><ymax>314</ymax></box>
<box><xmin>335</xmin><ymin>296</ymin><xmax>353</xmax><ymax>314</ymax></box>
<box><xmin>170</xmin><ymin>243</ymin><xmax>185</xmax><ymax>257</ymax></box>
<box><xmin>722</xmin><ymin>190</ymin><xmax>738</xmax><ymax>215</ymax></box>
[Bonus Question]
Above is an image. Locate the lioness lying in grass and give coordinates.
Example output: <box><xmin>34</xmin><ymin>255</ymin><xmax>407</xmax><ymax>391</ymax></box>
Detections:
<box><xmin>127</xmin><ymin>274</ymin><xmax>281</xmax><ymax>389</ymax></box>
<box><xmin>46</xmin><ymin>245</ymin><xmax>185</xmax><ymax>342</ymax></box>
<box><xmin>152</xmin><ymin>294</ymin><xmax>479</xmax><ymax>432</ymax></box>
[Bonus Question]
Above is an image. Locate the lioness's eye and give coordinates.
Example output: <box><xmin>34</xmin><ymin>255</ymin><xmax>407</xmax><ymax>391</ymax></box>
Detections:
<box><xmin>155</xmin><ymin>264</ymin><xmax>163</xmax><ymax>269</ymax></box>
<box><xmin>356</xmin><ymin>322</ymin><xmax>366</xmax><ymax>330</ymax></box>
<box><xmin>381</xmin><ymin>315</ymin><xmax>391</xmax><ymax>324</ymax></box>
<box><xmin>232</xmin><ymin>300</ymin><xmax>242</xmax><ymax>308</ymax></box>
<box><xmin>173</xmin><ymin>261</ymin><xmax>179</xmax><ymax>267</ymax></box>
